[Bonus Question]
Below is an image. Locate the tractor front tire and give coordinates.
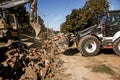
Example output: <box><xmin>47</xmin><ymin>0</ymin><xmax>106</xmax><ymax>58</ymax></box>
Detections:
<box><xmin>78</xmin><ymin>35</ymin><xmax>100</xmax><ymax>56</ymax></box>
<box><xmin>113</xmin><ymin>38</ymin><xmax>120</xmax><ymax>56</ymax></box>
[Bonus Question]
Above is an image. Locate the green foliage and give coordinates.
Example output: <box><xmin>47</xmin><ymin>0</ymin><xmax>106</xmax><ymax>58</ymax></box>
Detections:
<box><xmin>60</xmin><ymin>0</ymin><xmax>109</xmax><ymax>33</ymax></box>
<box><xmin>92</xmin><ymin>64</ymin><xmax>116</xmax><ymax>75</ymax></box>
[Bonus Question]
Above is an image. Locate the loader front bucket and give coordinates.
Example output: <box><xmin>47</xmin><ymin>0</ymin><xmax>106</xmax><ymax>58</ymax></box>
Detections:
<box><xmin>20</xmin><ymin>23</ymin><xmax>41</xmax><ymax>48</ymax></box>
<box><xmin>30</xmin><ymin>22</ymin><xmax>41</xmax><ymax>38</ymax></box>
<box><xmin>29</xmin><ymin>0</ymin><xmax>41</xmax><ymax>37</ymax></box>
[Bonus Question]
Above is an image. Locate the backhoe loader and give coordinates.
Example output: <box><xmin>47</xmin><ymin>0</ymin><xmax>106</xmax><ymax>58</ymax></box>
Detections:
<box><xmin>66</xmin><ymin>10</ymin><xmax>120</xmax><ymax>56</ymax></box>
<box><xmin>0</xmin><ymin>0</ymin><xmax>41</xmax><ymax>47</ymax></box>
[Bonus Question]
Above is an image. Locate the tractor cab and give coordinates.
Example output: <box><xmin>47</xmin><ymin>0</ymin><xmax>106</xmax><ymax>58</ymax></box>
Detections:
<box><xmin>95</xmin><ymin>10</ymin><xmax>120</xmax><ymax>49</ymax></box>
<box><xmin>6</xmin><ymin>14</ymin><xmax>17</xmax><ymax>30</ymax></box>
<box><xmin>0</xmin><ymin>14</ymin><xmax>18</xmax><ymax>42</ymax></box>
<box><xmin>106</xmin><ymin>10</ymin><xmax>120</xmax><ymax>37</ymax></box>
<box><xmin>6</xmin><ymin>14</ymin><xmax>18</xmax><ymax>39</ymax></box>
<box><xmin>100</xmin><ymin>10</ymin><xmax>120</xmax><ymax>37</ymax></box>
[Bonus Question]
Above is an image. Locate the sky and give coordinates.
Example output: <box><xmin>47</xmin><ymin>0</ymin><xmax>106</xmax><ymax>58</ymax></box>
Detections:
<box><xmin>38</xmin><ymin>0</ymin><xmax>120</xmax><ymax>31</ymax></box>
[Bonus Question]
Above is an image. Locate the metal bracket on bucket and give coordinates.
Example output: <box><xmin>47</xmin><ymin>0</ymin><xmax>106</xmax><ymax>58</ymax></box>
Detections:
<box><xmin>30</xmin><ymin>0</ymin><xmax>41</xmax><ymax>37</ymax></box>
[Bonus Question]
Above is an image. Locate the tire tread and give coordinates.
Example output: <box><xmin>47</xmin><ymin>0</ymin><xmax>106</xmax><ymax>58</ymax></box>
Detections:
<box><xmin>78</xmin><ymin>35</ymin><xmax>100</xmax><ymax>56</ymax></box>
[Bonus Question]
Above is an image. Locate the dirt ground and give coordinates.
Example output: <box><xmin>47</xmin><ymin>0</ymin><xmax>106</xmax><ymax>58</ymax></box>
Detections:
<box><xmin>59</xmin><ymin>45</ymin><xmax>120</xmax><ymax>80</ymax></box>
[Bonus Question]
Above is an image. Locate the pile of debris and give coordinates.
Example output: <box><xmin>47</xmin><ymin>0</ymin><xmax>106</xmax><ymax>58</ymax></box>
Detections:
<box><xmin>0</xmin><ymin>47</ymin><xmax>63</xmax><ymax>80</ymax></box>
<box><xmin>0</xmin><ymin>33</ymin><xmax>67</xmax><ymax>80</ymax></box>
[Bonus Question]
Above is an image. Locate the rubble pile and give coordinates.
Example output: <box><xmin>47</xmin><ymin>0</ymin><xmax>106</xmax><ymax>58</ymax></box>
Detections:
<box><xmin>47</xmin><ymin>33</ymin><xmax>68</xmax><ymax>54</ymax></box>
<box><xmin>0</xmin><ymin>33</ymin><xmax>67</xmax><ymax>80</ymax></box>
<box><xmin>0</xmin><ymin>47</ymin><xmax>63</xmax><ymax>80</ymax></box>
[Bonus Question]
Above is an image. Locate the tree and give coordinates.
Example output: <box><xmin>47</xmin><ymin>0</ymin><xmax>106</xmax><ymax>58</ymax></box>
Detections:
<box><xmin>60</xmin><ymin>0</ymin><xmax>109</xmax><ymax>33</ymax></box>
<box><xmin>60</xmin><ymin>22</ymin><xmax>67</xmax><ymax>33</ymax></box>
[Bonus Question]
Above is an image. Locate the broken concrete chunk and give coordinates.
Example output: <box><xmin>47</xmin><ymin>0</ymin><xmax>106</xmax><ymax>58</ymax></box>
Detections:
<box><xmin>21</xmin><ymin>67</ymin><xmax>37</xmax><ymax>80</ymax></box>
<box><xmin>2</xmin><ymin>62</ymin><xmax>8</xmax><ymax>67</ymax></box>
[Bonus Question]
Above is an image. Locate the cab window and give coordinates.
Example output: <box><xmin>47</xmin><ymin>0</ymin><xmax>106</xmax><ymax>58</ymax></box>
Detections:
<box><xmin>108</xmin><ymin>13</ymin><xmax>120</xmax><ymax>26</ymax></box>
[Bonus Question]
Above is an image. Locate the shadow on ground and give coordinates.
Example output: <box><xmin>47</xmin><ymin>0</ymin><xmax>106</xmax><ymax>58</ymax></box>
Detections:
<box><xmin>99</xmin><ymin>49</ymin><xmax>116</xmax><ymax>55</ymax></box>
<box><xmin>63</xmin><ymin>48</ymin><xmax>116</xmax><ymax>56</ymax></box>
<box><xmin>63</xmin><ymin>48</ymin><xmax>79</xmax><ymax>56</ymax></box>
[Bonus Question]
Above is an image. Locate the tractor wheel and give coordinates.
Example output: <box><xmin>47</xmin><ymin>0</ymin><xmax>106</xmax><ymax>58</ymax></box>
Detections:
<box><xmin>78</xmin><ymin>35</ymin><xmax>100</xmax><ymax>56</ymax></box>
<box><xmin>113</xmin><ymin>38</ymin><xmax>120</xmax><ymax>56</ymax></box>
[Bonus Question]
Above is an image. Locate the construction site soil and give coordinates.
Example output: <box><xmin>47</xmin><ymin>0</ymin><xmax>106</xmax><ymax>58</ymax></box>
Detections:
<box><xmin>0</xmin><ymin>34</ymin><xmax>120</xmax><ymax>80</ymax></box>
